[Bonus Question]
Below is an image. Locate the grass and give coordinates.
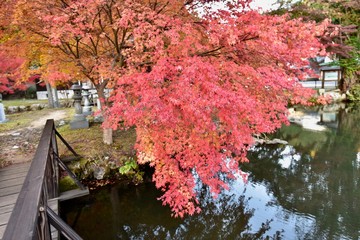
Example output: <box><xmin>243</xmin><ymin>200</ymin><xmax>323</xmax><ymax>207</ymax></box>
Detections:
<box><xmin>2</xmin><ymin>99</ymin><xmax>49</xmax><ymax>107</ymax></box>
<box><xmin>59</xmin><ymin>176</ymin><xmax>79</xmax><ymax>192</ymax></box>
<box><xmin>0</xmin><ymin>108</ymin><xmax>72</xmax><ymax>132</ymax></box>
<box><xmin>57</xmin><ymin>123</ymin><xmax>136</xmax><ymax>163</ymax></box>
<box><xmin>0</xmin><ymin>105</ymin><xmax>137</xmax><ymax>187</ymax></box>
<box><xmin>55</xmin><ymin>121</ymin><xmax>138</xmax><ymax>192</ymax></box>
<box><xmin>56</xmin><ymin>122</ymin><xmax>137</xmax><ymax>188</ymax></box>
<box><xmin>0</xmin><ymin>102</ymin><xmax>136</xmax><ymax>159</ymax></box>
<box><xmin>0</xmin><ymin>105</ymin><xmax>136</xmax><ymax>159</ymax></box>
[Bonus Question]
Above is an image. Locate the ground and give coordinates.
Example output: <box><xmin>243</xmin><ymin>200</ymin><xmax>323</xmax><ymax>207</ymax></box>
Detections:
<box><xmin>0</xmin><ymin>109</ymin><xmax>69</xmax><ymax>167</ymax></box>
<box><xmin>0</xmin><ymin>105</ymin><xmax>139</xmax><ymax>190</ymax></box>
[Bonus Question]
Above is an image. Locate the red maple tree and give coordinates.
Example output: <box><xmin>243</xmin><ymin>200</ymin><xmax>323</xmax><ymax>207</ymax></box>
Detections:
<box><xmin>3</xmin><ymin>0</ymin><xmax>327</xmax><ymax>216</ymax></box>
<box><xmin>0</xmin><ymin>51</ymin><xmax>25</xmax><ymax>94</ymax></box>
<box><xmin>105</xmin><ymin>1</ymin><xmax>327</xmax><ymax>216</ymax></box>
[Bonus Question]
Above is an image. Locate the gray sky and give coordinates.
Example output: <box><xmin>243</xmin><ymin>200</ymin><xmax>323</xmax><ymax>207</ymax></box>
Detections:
<box><xmin>250</xmin><ymin>0</ymin><xmax>280</xmax><ymax>11</ymax></box>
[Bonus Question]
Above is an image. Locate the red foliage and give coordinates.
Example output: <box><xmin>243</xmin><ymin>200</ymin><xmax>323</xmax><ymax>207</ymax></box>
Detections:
<box><xmin>104</xmin><ymin>1</ymin><xmax>327</xmax><ymax>217</ymax></box>
<box><xmin>5</xmin><ymin>0</ymin><xmax>327</xmax><ymax>217</ymax></box>
<box><xmin>0</xmin><ymin>51</ymin><xmax>25</xmax><ymax>94</ymax></box>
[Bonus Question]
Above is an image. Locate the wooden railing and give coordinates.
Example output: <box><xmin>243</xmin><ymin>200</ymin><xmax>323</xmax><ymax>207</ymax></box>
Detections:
<box><xmin>3</xmin><ymin>119</ymin><xmax>84</xmax><ymax>240</ymax></box>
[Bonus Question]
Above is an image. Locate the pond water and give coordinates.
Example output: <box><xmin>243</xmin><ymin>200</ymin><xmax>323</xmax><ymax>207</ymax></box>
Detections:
<box><xmin>61</xmin><ymin>104</ymin><xmax>360</xmax><ymax>240</ymax></box>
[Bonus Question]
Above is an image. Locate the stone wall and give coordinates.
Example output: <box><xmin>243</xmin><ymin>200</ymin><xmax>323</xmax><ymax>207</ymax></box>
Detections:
<box><xmin>4</xmin><ymin>104</ymin><xmax>49</xmax><ymax>114</ymax></box>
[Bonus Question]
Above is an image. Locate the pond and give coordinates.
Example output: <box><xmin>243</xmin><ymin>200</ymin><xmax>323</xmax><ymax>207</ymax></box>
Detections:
<box><xmin>61</xmin><ymin>104</ymin><xmax>360</xmax><ymax>239</ymax></box>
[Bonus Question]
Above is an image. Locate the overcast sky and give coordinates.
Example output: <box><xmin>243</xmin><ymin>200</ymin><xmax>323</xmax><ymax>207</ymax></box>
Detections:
<box><xmin>250</xmin><ymin>0</ymin><xmax>280</xmax><ymax>11</ymax></box>
<box><xmin>196</xmin><ymin>0</ymin><xmax>281</xmax><ymax>16</ymax></box>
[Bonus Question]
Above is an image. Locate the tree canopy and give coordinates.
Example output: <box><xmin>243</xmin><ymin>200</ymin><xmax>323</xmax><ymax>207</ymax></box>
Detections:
<box><xmin>105</xmin><ymin>1</ymin><xmax>326</xmax><ymax>216</ymax></box>
<box><xmin>1</xmin><ymin>0</ymin><xmax>327</xmax><ymax>216</ymax></box>
<box><xmin>0</xmin><ymin>51</ymin><xmax>26</xmax><ymax>94</ymax></box>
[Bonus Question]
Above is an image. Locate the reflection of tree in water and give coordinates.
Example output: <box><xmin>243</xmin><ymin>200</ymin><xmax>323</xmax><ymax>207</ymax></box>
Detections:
<box><xmin>244</xmin><ymin>106</ymin><xmax>360</xmax><ymax>239</ymax></box>
<box><xmin>118</xmin><ymin>184</ymin><xmax>280</xmax><ymax>239</ymax></box>
<box><xmin>63</xmin><ymin>182</ymin><xmax>280</xmax><ymax>240</ymax></box>
<box><xmin>180</xmin><ymin>186</ymin><xmax>283</xmax><ymax>240</ymax></box>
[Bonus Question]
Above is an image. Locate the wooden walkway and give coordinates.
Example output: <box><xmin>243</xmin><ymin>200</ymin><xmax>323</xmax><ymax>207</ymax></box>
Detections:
<box><xmin>0</xmin><ymin>162</ymin><xmax>31</xmax><ymax>239</ymax></box>
<box><xmin>1</xmin><ymin>120</ymin><xmax>87</xmax><ymax>240</ymax></box>
<box><xmin>0</xmin><ymin>162</ymin><xmax>61</xmax><ymax>240</ymax></box>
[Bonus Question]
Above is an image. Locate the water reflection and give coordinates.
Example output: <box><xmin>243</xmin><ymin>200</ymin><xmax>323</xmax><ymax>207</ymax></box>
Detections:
<box><xmin>61</xmin><ymin>104</ymin><xmax>360</xmax><ymax>240</ymax></box>
<box><xmin>246</xmin><ymin>104</ymin><xmax>360</xmax><ymax>239</ymax></box>
<box><xmin>62</xmin><ymin>181</ymin><xmax>282</xmax><ymax>239</ymax></box>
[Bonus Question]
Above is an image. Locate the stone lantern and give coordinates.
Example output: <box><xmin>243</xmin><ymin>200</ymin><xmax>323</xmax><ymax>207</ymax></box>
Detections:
<box><xmin>82</xmin><ymin>85</ymin><xmax>92</xmax><ymax>116</ymax></box>
<box><xmin>0</xmin><ymin>94</ymin><xmax>8</xmax><ymax>123</ymax></box>
<box><xmin>70</xmin><ymin>84</ymin><xmax>89</xmax><ymax>129</ymax></box>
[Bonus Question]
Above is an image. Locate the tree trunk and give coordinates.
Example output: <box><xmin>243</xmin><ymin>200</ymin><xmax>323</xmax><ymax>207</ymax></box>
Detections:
<box><xmin>96</xmin><ymin>82</ymin><xmax>113</xmax><ymax>145</ymax></box>
<box><xmin>103</xmin><ymin>128</ymin><xmax>113</xmax><ymax>145</ymax></box>
<box><xmin>46</xmin><ymin>82</ymin><xmax>54</xmax><ymax>108</ymax></box>
<box><xmin>52</xmin><ymin>86</ymin><xmax>60</xmax><ymax>108</ymax></box>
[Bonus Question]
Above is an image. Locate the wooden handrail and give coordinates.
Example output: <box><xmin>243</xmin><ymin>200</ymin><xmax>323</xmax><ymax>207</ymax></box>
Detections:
<box><xmin>2</xmin><ymin>119</ymin><xmax>83</xmax><ymax>240</ymax></box>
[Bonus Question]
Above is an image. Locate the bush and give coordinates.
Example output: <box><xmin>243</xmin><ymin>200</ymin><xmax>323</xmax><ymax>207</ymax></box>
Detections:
<box><xmin>25</xmin><ymin>85</ymin><xmax>37</xmax><ymax>99</ymax></box>
<box><xmin>347</xmin><ymin>84</ymin><xmax>360</xmax><ymax>101</ymax></box>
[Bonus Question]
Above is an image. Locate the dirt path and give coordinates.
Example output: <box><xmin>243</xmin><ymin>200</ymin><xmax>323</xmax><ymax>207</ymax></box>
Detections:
<box><xmin>0</xmin><ymin>109</ymin><xmax>68</xmax><ymax>136</ymax></box>
<box><xmin>0</xmin><ymin>109</ymin><xmax>69</xmax><ymax>167</ymax></box>
<box><xmin>29</xmin><ymin>109</ymin><xmax>68</xmax><ymax>129</ymax></box>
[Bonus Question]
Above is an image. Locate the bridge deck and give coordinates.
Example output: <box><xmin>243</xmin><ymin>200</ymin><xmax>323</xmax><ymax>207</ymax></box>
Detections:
<box><xmin>0</xmin><ymin>162</ymin><xmax>30</xmax><ymax>239</ymax></box>
<box><xmin>0</xmin><ymin>162</ymin><xmax>58</xmax><ymax>239</ymax></box>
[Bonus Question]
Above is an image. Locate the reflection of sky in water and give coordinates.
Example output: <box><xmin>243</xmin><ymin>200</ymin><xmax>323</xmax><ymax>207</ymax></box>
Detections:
<box><xmin>293</xmin><ymin>114</ymin><xmax>327</xmax><ymax>131</ymax></box>
<box><xmin>289</xmin><ymin>109</ymin><xmax>339</xmax><ymax>132</ymax></box>
<box><xmin>250</xmin><ymin>145</ymin><xmax>301</xmax><ymax>170</ymax></box>
<box><xmin>181</xmin><ymin>144</ymin><xmax>319</xmax><ymax>238</ymax></box>
<box><xmin>217</xmin><ymin>170</ymin><xmax>315</xmax><ymax>238</ymax></box>
<box><xmin>278</xmin><ymin>145</ymin><xmax>301</xmax><ymax>169</ymax></box>
<box><xmin>354</xmin><ymin>152</ymin><xmax>360</xmax><ymax>169</ymax></box>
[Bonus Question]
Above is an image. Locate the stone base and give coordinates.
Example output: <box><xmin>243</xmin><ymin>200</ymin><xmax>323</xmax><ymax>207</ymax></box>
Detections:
<box><xmin>83</xmin><ymin>111</ymin><xmax>93</xmax><ymax>116</ymax></box>
<box><xmin>70</xmin><ymin>119</ymin><xmax>89</xmax><ymax>129</ymax></box>
<box><xmin>94</xmin><ymin>115</ymin><xmax>104</xmax><ymax>123</ymax></box>
<box><xmin>83</xmin><ymin>106</ymin><xmax>92</xmax><ymax>116</ymax></box>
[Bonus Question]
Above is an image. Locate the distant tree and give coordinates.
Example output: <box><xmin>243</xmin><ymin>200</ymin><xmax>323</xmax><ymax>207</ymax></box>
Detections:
<box><xmin>0</xmin><ymin>51</ymin><xmax>25</xmax><ymax>94</ymax></box>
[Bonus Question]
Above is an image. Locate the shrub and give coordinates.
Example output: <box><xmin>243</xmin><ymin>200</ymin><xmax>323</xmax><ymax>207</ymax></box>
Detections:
<box><xmin>347</xmin><ymin>84</ymin><xmax>360</xmax><ymax>101</ymax></box>
<box><xmin>24</xmin><ymin>85</ymin><xmax>37</xmax><ymax>99</ymax></box>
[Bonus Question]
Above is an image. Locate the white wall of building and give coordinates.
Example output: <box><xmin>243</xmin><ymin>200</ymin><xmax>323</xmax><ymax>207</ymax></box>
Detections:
<box><xmin>36</xmin><ymin>89</ymin><xmax>99</xmax><ymax>100</ymax></box>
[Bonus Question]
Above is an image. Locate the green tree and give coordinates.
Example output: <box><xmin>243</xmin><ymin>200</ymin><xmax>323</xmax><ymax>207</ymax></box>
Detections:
<box><xmin>274</xmin><ymin>0</ymin><xmax>360</xmax><ymax>92</ymax></box>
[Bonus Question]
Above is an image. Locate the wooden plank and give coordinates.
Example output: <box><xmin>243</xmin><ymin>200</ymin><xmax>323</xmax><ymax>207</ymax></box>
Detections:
<box><xmin>0</xmin><ymin>162</ymin><xmax>30</xmax><ymax>171</ymax></box>
<box><xmin>48</xmin><ymin>199</ymin><xmax>58</xmax><ymax>214</ymax></box>
<box><xmin>0</xmin><ymin>171</ymin><xmax>27</xmax><ymax>182</ymax></box>
<box><xmin>0</xmin><ymin>168</ymin><xmax>29</xmax><ymax>178</ymax></box>
<box><xmin>58</xmin><ymin>188</ymin><xmax>89</xmax><ymax>202</ymax></box>
<box><xmin>0</xmin><ymin>185</ymin><xmax>22</xmax><ymax>198</ymax></box>
<box><xmin>0</xmin><ymin>225</ymin><xmax>5</xmax><ymax>239</ymax></box>
<box><xmin>61</xmin><ymin>155</ymin><xmax>82</xmax><ymax>163</ymax></box>
<box><xmin>0</xmin><ymin>163</ymin><xmax>30</xmax><ymax>174</ymax></box>
<box><xmin>3</xmin><ymin>120</ymin><xmax>54</xmax><ymax>240</ymax></box>
<box><xmin>0</xmin><ymin>162</ymin><xmax>29</xmax><ymax>240</ymax></box>
<box><xmin>2</xmin><ymin>120</ymin><xmax>83</xmax><ymax>240</ymax></box>
<box><xmin>0</xmin><ymin>212</ymin><xmax>11</xmax><ymax>226</ymax></box>
<box><xmin>0</xmin><ymin>194</ymin><xmax>18</xmax><ymax>208</ymax></box>
<box><xmin>0</xmin><ymin>205</ymin><xmax>14</xmax><ymax>215</ymax></box>
<box><xmin>0</xmin><ymin>177</ymin><xmax>25</xmax><ymax>190</ymax></box>
<box><xmin>51</xmin><ymin>229</ymin><xmax>58</xmax><ymax>240</ymax></box>
<box><xmin>48</xmin><ymin>198</ymin><xmax>59</xmax><ymax>240</ymax></box>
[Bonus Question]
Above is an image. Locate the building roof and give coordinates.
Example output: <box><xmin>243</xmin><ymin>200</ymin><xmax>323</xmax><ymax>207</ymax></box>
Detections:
<box><xmin>319</xmin><ymin>65</ymin><xmax>341</xmax><ymax>71</ymax></box>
